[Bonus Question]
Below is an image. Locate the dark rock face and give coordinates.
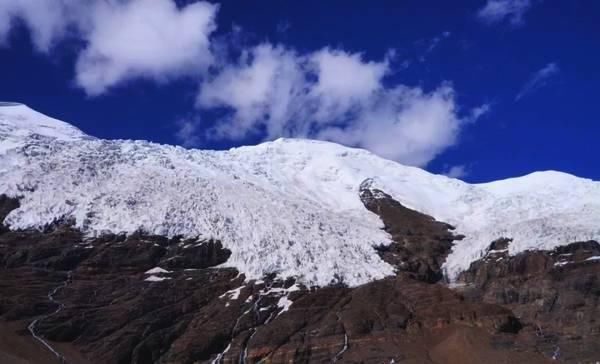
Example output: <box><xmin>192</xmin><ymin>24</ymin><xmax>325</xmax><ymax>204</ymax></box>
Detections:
<box><xmin>0</xmin><ymin>195</ymin><xmax>18</xmax><ymax>234</ymax></box>
<box><xmin>457</xmin><ymin>240</ymin><xmax>600</xmax><ymax>362</ymax></box>
<box><xmin>0</xmin><ymin>223</ymin><xmax>245</xmax><ymax>363</ymax></box>
<box><xmin>359</xmin><ymin>180</ymin><xmax>459</xmax><ymax>283</ymax></box>
<box><xmin>0</xmin><ymin>192</ymin><xmax>595</xmax><ymax>363</ymax></box>
<box><xmin>238</xmin><ymin>275</ymin><xmax>545</xmax><ymax>364</ymax></box>
<box><xmin>1</xmin><ymin>239</ymin><xmax>546</xmax><ymax>364</ymax></box>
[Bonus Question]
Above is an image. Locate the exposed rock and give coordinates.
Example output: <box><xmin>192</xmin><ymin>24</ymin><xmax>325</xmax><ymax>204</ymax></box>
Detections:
<box><xmin>0</xmin><ymin>195</ymin><xmax>19</xmax><ymax>233</ymax></box>
<box><xmin>236</xmin><ymin>275</ymin><xmax>544</xmax><ymax>364</ymax></box>
<box><xmin>0</xmin><ymin>193</ymin><xmax>589</xmax><ymax>363</ymax></box>
<box><xmin>2</xmin><ymin>105</ymin><xmax>599</xmax><ymax>363</ymax></box>
<box><xmin>359</xmin><ymin>179</ymin><xmax>459</xmax><ymax>283</ymax></box>
<box><xmin>457</xmin><ymin>239</ymin><xmax>600</xmax><ymax>362</ymax></box>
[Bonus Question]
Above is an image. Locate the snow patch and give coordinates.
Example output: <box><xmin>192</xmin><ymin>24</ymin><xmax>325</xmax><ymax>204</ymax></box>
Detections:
<box><xmin>261</xmin><ymin>284</ymin><xmax>301</xmax><ymax>296</ymax></box>
<box><xmin>145</xmin><ymin>267</ymin><xmax>171</xmax><ymax>274</ymax></box>
<box><xmin>276</xmin><ymin>296</ymin><xmax>294</xmax><ymax>315</ymax></box>
<box><xmin>219</xmin><ymin>286</ymin><xmax>245</xmax><ymax>300</ymax></box>
<box><xmin>144</xmin><ymin>275</ymin><xmax>170</xmax><ymax>282</ymax></box>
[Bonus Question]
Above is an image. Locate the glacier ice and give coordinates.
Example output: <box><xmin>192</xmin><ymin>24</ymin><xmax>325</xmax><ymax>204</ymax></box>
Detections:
<box><xmin>1</xmin><ymin>103</ymin><xmax>599</xmax><ymax>286</ymax></box>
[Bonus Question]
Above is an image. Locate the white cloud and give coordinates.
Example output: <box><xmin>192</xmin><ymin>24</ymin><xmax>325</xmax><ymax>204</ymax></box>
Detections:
<box><xmin>516</xmin><ymin>62</ymin><xmax>559</xmax><ymax>101</ymax></box>
<box><xmin>0</xmin><ymin>0</ymin><xmax>218</xmax><ymax>95</ymax></box>
<box><xmin>317</xmin><ymin>84</ymin><xmax>462</xmax><ymax>166</ymax></box>
<box><xmin>198</xmin><ymin>44</ymin><xmax>307</xmax><ymax>139</ymax></box>
<box><xmin>477</xmin><ymin>0</ymin><xmax>532</xmax><ymax>26</ymax></box>
<box><xmin>466</xmin><ymin>103</ymin><xmax>491</xmax><ymax>123</ymax></box>
<box><xmin>309</xmin><ymin>48</ymin><xmax>388</xmax><ymax>121</ymax></box>
<box><xmin>0</xmin><ymin>0</ymin><xmax>78</xmax><ymax>52</ymax></box>
<box><xmin>444</xmin><ymin>165</ymin><xmax>468</xmax><ymax>179</ymax></box>
<box><xmin>76</xmin><ymin>0</ymin><xmax>217</xmax><ymax>95</ymax></box>
<box><xmin>199</xmin><ymin>44</ymin><xmax>478</xmax><ymax>167</ymax></box>
<box><xmin>1</xmin><ymin>0</ymin><xmax>483</xmax><ymax>166</ymax></box>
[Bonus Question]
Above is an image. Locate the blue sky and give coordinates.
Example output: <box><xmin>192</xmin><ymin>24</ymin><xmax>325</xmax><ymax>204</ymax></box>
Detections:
<box><xmin>0</xmin><ymin>0</ymin><xmax>598</xmax><ymax>182</ymax></box>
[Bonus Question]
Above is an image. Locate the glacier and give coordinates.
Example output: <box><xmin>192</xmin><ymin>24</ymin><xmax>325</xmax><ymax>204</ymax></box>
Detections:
<box><xmin>1</xmin><ymin>103</ymin><xmax>599</xmax><ymax>286</ymax></box>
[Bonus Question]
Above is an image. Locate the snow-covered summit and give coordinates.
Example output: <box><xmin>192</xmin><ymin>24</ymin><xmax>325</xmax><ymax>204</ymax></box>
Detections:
<box><xmin>1</xmin><ymin>106</ymin><xmax>599</xmax><ymax>286</ymax></box>
<box><xmin>0</xmin><ymin>102</ymin><xmax>87</xmax><ymax>142</ymax></box>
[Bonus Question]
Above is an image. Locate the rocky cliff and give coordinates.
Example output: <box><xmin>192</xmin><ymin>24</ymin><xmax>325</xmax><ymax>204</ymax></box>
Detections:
<box><xmin>4</xmin><ymin>192</ymin><xmax>594</xmax><ymax>363</ymax></box>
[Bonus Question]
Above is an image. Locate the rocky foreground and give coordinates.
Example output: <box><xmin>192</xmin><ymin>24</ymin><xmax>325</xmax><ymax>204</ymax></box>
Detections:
<box><xmin>0</xmin><ymin>191</ymin><xmax>599</xmax><ymax>364</ymax></box>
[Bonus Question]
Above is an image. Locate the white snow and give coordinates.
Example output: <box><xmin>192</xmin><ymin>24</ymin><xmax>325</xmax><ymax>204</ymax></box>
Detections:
<box><xmin>145</xmin><ymin>267</ymin><xmax>171</xmax><ymax>274</ymax></box>
<box><xmin>1</xmin><ymin>104</ymin><xmax>599</xmax><ymax>285</ymax></box>
<box><xmin>144</xmin><ymin>275</ymin><xmax>170</xmax><ymax>282</ymax></box>
<box><xmin>211</xmin><ymin>343</ymin><xmax>231</xmax><ymax>364</ymax></box>
<box><xmin>276</xmin><ymin>296</ymin><xmax>294</xmax><ymax>315</ymax></box>
<box><xmin>585</xmin><ymin>256</ymin><xmax>600</xmax><ymax>262</ymax></box>
<box><xmin>219</xmin><ymin>286</ymin><xmax>245</xmax><ymax>300</ymax></box>
<box><xmin>260</xmin><ymin>284</ymin><xmax>302</xmax><ymax>297</ymax></box>
<box><xmin>0</xmin><ymin>103</ymin><xmax>87</xmax><ymax>153</ymax></box>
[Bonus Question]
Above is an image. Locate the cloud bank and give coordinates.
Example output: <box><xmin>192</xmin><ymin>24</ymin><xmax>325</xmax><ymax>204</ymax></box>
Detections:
<box><xmin>0</xmin><ymin>0</ymin><xmax>484</xmax><ymax>167</ymax></box>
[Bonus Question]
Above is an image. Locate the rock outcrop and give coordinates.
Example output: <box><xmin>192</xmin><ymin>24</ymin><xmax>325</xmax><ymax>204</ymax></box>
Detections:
<box><xmin>1</xmin><ymin>193</ymin><xmax>597</xmax><ymax>363</ymax></box>
<box><xmin>359</xmin><ymin>179</ymin><xmax>459</xmax><ymax>283</ymax></box>
<box><xmin>457</xmin><ymin>239</ymin><xmax>600</xmax><ymax>362</ymax></box>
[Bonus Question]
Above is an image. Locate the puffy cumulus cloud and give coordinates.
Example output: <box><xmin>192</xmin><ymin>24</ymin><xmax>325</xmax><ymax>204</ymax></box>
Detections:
<box><xmin>198</xmin><ymin>45</ymin><xmax>480</xmax><ymax>167</ymax></box>
<box><xmin>0</xmin><ymin>0</ymin><xmax>218</xmax><ymax>95</ymax></box>
<box><xmin>198</xmin><ymin>44</ymin><xmax>307</xmax><ymax>139</ymax></box>
<box><xmin>477</xmin><ymin>0</ymin><xmax>532</xmax><ymax>26</ymax></box>
<box><xmin>309</xmin><ymin>49</ymin><xmax>388</xmax><ymax>122</ymax></box>
<box><xmin>197</xmin><ymin>45</ymin><xmax>390</xmax><ymax>140</ymax></box>
<box><xmin>76</xmin><ymin>0</ymin><xmax>217</xmax><ymax>95</ymax></box>
<box><xmin>1</xmin><ymin>0</ymin><xmax>483</xmax><ymax>166</ymax></box>
<box><xmin>0</xmin><ymin>0</ymin><xmax>80</xmax><ymax>52</ymax></box>
<box><xmin>317</xmin><ymin>84</ymin><xmax>462</xmax><ymax>166</ymax></box>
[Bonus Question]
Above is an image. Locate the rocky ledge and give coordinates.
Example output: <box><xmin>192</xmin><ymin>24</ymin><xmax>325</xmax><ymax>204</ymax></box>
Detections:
<box><xmin>456</xmin><ymin>239</ymin><xmax>600</xmax><ymax>362</ymax></box>
<box><xmin>1</xmin><ymin>192</ymin><xmax>599</xmax><ymax>363</ymax></box>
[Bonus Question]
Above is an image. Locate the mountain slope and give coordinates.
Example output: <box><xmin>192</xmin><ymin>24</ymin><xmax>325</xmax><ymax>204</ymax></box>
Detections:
<box><xmin>1</xmin><ymin>103</ymin><xmax>599</xmax><ymax>285</ymax></box>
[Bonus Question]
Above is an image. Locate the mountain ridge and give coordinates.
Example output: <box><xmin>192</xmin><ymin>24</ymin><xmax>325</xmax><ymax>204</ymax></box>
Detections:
<box><xmin>1</xmin><ymin>103</ymin><xmax>599</xmax><ymax>286</ymax></box>
<box><xmin>1</xmin><ymin>103</ymin><xmax>600</xmax><ymax>363</ymax></box>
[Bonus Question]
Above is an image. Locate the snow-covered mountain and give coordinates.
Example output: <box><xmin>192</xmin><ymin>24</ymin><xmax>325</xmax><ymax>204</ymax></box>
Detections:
<box><xmin>1</xmin><ymin>103</ymin><xmax>599</xmax><ymax>286</ymax></box>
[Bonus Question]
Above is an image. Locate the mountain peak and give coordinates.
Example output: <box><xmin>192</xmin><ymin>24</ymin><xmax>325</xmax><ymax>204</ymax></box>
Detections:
<box><xmin>0</xmin><ymin>102</ymin><xmax>87</xmax><ymax>142</ymax></box>
<box><xmin>1</xmin><ymin>106</ymin><xmax>599</xmax><ymax>286</ymax></box>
